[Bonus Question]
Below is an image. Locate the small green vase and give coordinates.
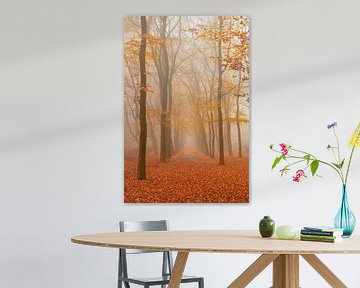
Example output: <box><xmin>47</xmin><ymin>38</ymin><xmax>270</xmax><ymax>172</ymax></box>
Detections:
<box><xmin>259</xmin><ymin>216</ymin><xmax>275</xmax><ymax>238</ymax></box>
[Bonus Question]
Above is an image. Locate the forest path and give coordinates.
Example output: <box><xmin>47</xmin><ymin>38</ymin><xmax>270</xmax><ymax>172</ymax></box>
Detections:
<box><xmin>172</xmin><ymin>148</ymin><xmax>208</xmax><ymax>161</ymax></box>
<box><xmin>124</xmin><ymin>151</ymin><xmax>249</xmax><ymax>203</ymax></box>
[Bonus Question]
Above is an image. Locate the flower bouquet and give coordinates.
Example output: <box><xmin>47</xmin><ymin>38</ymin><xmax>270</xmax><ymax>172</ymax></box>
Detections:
<box><xmin>270</xmin><ymin>122</ymin><xmax>360</xmax><ymax>237</ymax></box>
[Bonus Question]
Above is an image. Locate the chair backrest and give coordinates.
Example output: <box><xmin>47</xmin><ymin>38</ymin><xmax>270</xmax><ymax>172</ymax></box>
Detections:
<box><xmin>119</xmin><ymin>220</ymin><xmax>169</xmax><ymax>254</ymax></box>
<box><xmin>120</xmin><ymin>220</ymin><xmax>168</xmax><ymax>232</ymax></box>
<box><xmin>118</xmin><ymin>220</ymin><xmax>174</xmax><ymax>283</ymax></box>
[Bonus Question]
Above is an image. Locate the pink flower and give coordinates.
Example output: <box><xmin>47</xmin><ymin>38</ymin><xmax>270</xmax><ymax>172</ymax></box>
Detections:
<box><xmin>293</xmin><ymin>170</ymin><xmax>305</xmax><ymax>182</ymax></box>
<box><xmin>279</xmin><ymin>143</ymin><xmax>289</xmax><ymax>155</ymax></box>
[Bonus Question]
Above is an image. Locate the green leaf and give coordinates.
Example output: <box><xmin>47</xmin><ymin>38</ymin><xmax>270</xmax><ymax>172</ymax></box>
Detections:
<box><xmin>310</xmin><ymin>160</ymin><xmax>319</xmax><ymax>176</ymax></box>
<box><xmin>270</xmin><ymin>144</ymin><xmax>274</xmax><ymax>149</ymax></box>
<box><xmin>280</xmin><ymin>167</ymin><xmax>290</xmax><ymax>177</ymax></box>
<box><xmin>271</xmin><ymin>156</ymin><xmax>282</xmax><ymax>170</ymax></box>
<box><xmin>332</xmin><ymin>159</ymin><xmax>345</xmax><ymax>169</ymax></box>
<box><xmin>332</xmin><ymin>163</ymin><xmax>341</xmax><ymax>169</ymax></box>
<box><xmin>339</xmin><ymin>159</ymin><xmax>345</xmax><ymax>169</ymax></box>
<box><xmin>304</xmin><ymin>154</ymin><xmax>311</xmax><ymax>164</ymax></box>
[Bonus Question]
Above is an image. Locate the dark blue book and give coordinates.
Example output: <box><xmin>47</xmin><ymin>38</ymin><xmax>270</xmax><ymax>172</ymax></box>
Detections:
<box><xmin>301</xmin><ymin>227</ymin><xmax>343</xmax><ymax>237</ymax></box>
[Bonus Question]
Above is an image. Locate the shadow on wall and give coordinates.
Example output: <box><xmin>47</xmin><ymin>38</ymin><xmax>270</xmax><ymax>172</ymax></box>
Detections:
<box><xmin>0</xmin><ymin>113</ymin><xmax>122</xmax><ymax>153</ymax></box>
<box><xmin>2</xmin><ymin>55</ymin><xmax>360</xmax><ymax>154</ymax></box>
<box><xmin>256</xmin><ymin>56</ymin><xmax>360</xmax><ymax>92</ymax></box>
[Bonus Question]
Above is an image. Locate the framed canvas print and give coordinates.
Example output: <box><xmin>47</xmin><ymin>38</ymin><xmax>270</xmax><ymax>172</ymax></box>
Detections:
<box><xmin>124</xmin><ymin>16</ymin><xmax>250</xmax><ymax>203</ymax></box>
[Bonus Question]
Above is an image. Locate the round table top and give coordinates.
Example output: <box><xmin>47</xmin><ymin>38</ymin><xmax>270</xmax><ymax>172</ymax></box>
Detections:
<box><xmin>71</xmin><ymin>230</ymin><xmax>360</xmax><ymax>254</ymax></box>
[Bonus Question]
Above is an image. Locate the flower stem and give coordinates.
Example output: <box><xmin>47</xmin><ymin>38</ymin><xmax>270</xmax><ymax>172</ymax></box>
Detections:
<box><xmin>345</xmin><ymin>145</ymin><xmax>356</xmax><ymax>185</ymax></box>
<box><xmin>333</xmin><ymin>128</ymin><xmax>342</xmax><ymax>164</ymax></box>
<box><xmin>284</xmin><ymin>159</ymin><xmax>306</xmax><ymax>169</ymax></box>
<box><xmin>291</xmin><ymin>148</ymin><xmax>344</xmax><ymax>183</ymax></box>
<box><xmin>271</xmin><ymin>148</ymin><xmax>344</xmax><ymax>182</ymax></box>
<box><xmin>291</xmin><ymin>148</ymin><xmax>317</xmax><ymax>159</ymax></box>
<box><xmin>332</xmin><ymin>128</ymin><xmax>345</xmax><ymax>182</ymax></box>
<box><xmin>330</xmin><ymin>148</ymin><xmax>338</xmax><ymax>164</ymax></box>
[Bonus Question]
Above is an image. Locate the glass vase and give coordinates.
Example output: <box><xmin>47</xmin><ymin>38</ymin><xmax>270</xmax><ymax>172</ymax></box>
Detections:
<box><xmin>334</xmin><ymin>185</ymin><xmax>356</xmax><ymax>237</ymax></box>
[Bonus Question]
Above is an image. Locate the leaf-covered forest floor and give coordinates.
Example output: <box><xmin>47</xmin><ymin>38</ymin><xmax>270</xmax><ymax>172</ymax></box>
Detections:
<box><xmin>124</xmin><ymin>150</ymin><xmax>249</xmax><ymax>203</ymax></box>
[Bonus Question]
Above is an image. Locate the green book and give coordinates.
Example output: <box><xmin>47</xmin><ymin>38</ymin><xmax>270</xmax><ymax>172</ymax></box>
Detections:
<box><xmin>300</xmin><ymin>236</ymin><xmax>342</xmax><ymax>243</ymax></box>
<box><xmin>300</xmin><ymin>234</ymin><xmax>339</xmax><ymax>240</ymax></box>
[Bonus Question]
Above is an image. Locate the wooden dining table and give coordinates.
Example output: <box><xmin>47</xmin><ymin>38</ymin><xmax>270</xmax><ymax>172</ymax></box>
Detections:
<box><xmin>71</xmin><ymin>230</ymin><xmax>360</xmax><ymax>288</ymax></box>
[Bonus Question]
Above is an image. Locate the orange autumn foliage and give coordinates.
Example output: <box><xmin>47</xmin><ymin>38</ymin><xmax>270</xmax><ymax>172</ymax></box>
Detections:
<box><xmin>125</xmin><ymin>150</ymin><xmax>249</xmax><ymax>203</ymax></box>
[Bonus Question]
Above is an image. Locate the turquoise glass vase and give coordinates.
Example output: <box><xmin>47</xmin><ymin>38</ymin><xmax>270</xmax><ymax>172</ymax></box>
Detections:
<box><xmin>334</xmin><ymin>185</ymin><xmax>356</xmax><ymax>237</ymax></box>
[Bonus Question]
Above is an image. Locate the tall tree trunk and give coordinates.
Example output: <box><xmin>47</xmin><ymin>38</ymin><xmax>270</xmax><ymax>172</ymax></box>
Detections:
<box><xmin>137</xmin><ymin>16</ymin><xmax>147</xmax><ymax>180</ymax></box>
<box><xmin>147</xmin><ymin>98</ymin><xmax>158</xmax><ymax>155</ymax></box>
<box><xmin>124</xmin><ymin>104</ymin><xmax>139</xmax><ymax>145</ymax></box>
<box><xmin>159</xmin><ymin>84</ymin><xmax>168</xmax><ymax>162</ymax></box>
<box><xmin>214</xmin><ymin>105</ymin><xmax>219</xmax><ymax>156</ymax></box>
<box><xmin>209</xmin><ymin>96</ymin><xmax>215</xmax><ymax>158</ymax></box>
<box><xmin>174</xmin><ymin>125</ymin><xmax>179</xmax><ymax>152</ymax></box>
<box><xmin>166</xmin><ymin>80</ymin><xmax>173</xmax><ymax>159</ymax></box>
<box><xmin>236</xmin><ymin>70</ymin><xmax>242</xmax><ymax>158</ymax></box>
<box><xmin>158</xmin><ymin>16</ymin><xmax>169</xmax><ymax>163</ymax></box>
<box><xmin>201</xmin><ymin>76</ymin><xmax>214</xmax><ymax>158</ymax></box>
<box><xmin>160</xmin><ymin>87</ymin><xmax>168</xmax><ymax>162</ymax></box>
<box><xmin>166</xmin><ymin>18</ymin><xmax>181</xmax><ymax>160</ymax></box>
<box><xmin>188</xmin><ymin>70</ymin><xmax>210</xmax><ymax>156</ymax></box>
<box><xmin>225</xmin><ymin>97</ymin><xmax>233</xmax><ymax>156</ymax></box>
<box><xmin>226</xmin><ymin>119</ymin><xmax>233</xmax><ymax>156</ymax></box>
<box><xmin>197</xmin><ymin>114</ymin><xmax>209</xmax><ymax>155</ymax></box>
<box><xmin>236</xmin><ymin>95</ymin><xmax>242</xmax><ymax>158</ymax></box>
<box><xmin>208</xmin><ymin>121</ymin><xmax>212</xmax><ymax>156</ymax></box>
<box><xmin>124</xmin><ymin>60</ymin><xmax>140</xmax><ymax>143</ymax></box>
<box><xmin>147</xmin><ymin>111</ymin><xmax>158</xmax><ymax>155</ymax></box>
<box><xmin>173</xmin><ymin>91</ymin><xmax>181</xmax><ymax>153</ymax></box>
<box><xmin>217</xmin><ymin>17</ymin><xmax>225</xmax><ymax>165</ymax></box>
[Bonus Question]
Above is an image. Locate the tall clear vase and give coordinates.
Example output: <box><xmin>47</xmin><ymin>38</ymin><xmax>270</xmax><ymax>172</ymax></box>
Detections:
<box><xmin>334</xmin><ymin>185</ymin><xmax>356</xmax><ymax>237</ymax></box>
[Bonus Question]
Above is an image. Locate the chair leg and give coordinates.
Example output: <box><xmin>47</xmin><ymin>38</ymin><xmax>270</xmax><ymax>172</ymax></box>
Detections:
<box><xmin>118</xmin><ymin>279</ymin><xmax>130</xmax><ymax>288</ymax></box>
<box><xmin>198</xmin><ymin>278</ymin><xmax>204</xmax><ymax>288</ymax></box>
<box><xmin>118</xmin><ymin>249</ymin><xmax>122</xmax><ymax>288</ymax></box>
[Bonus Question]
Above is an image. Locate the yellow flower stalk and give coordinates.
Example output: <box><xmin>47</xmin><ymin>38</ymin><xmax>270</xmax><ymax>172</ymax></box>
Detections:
<box><xmin>345</xmin><ymin>122</ymin><xmax>360</xmax><ymax>184</ymax></box>
<box><xmin>349</xmin><ymin>122</ymin><xmax>360</xmax><ymax>148</ymax></box>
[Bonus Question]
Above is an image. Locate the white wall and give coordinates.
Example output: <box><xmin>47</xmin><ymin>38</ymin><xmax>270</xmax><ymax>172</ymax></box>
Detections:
<box><xmin>1</xmin><ymin>0</ymin><xmax>360</xmax><ymax>287</ymax></box>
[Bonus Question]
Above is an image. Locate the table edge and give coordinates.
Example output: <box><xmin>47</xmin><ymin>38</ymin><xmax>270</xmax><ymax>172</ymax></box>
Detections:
<box><xmin>71</xmin><ymin>237</ymin><xmax>360</xmax><ymax>255</ymax></box>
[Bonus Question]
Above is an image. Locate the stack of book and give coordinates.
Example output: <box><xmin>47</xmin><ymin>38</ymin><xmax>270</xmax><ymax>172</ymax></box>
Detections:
<box><xmin>300</xmin><ymin>226</ymin><xmax>344</xmax><ymax>243</ymax></box>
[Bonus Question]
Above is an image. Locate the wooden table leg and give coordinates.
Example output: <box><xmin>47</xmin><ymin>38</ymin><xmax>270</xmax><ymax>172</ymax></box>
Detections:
<box><xmin>168</xmin><ymin>252</ymin><xmax>189</xmax><ymax>288</ymax></box>
<box><xmin>301</xmin><ymin>254</ymin><xmax>347</xmax><ymax>288</ymax></box>
<box><xmin>272</xmin><ymin>254</ymin><xmax>299</xmax><ymax>288</ymax></box>
<box><xmin>228</xmin><ymin>254</ymin><xmax>279</xmax><ymax>288</ymax></box>
<box><xmin>288</xmin><ymin>254</ymin><xmax>299</xmax><ymax>287</ymax></box>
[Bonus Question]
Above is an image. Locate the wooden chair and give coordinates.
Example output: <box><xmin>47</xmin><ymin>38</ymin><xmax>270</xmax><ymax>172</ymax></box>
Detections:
<box><xmin>118</xmin><ymin>220</ymin><xmax>204</xmax><ymax>288</ymax></box>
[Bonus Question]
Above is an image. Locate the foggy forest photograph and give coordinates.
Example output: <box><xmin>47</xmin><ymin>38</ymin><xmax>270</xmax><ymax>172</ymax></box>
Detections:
<box><xmin>124</xmin><ymin>16</ymin><xmax>250</xmax><ymax>203</ymax></box>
